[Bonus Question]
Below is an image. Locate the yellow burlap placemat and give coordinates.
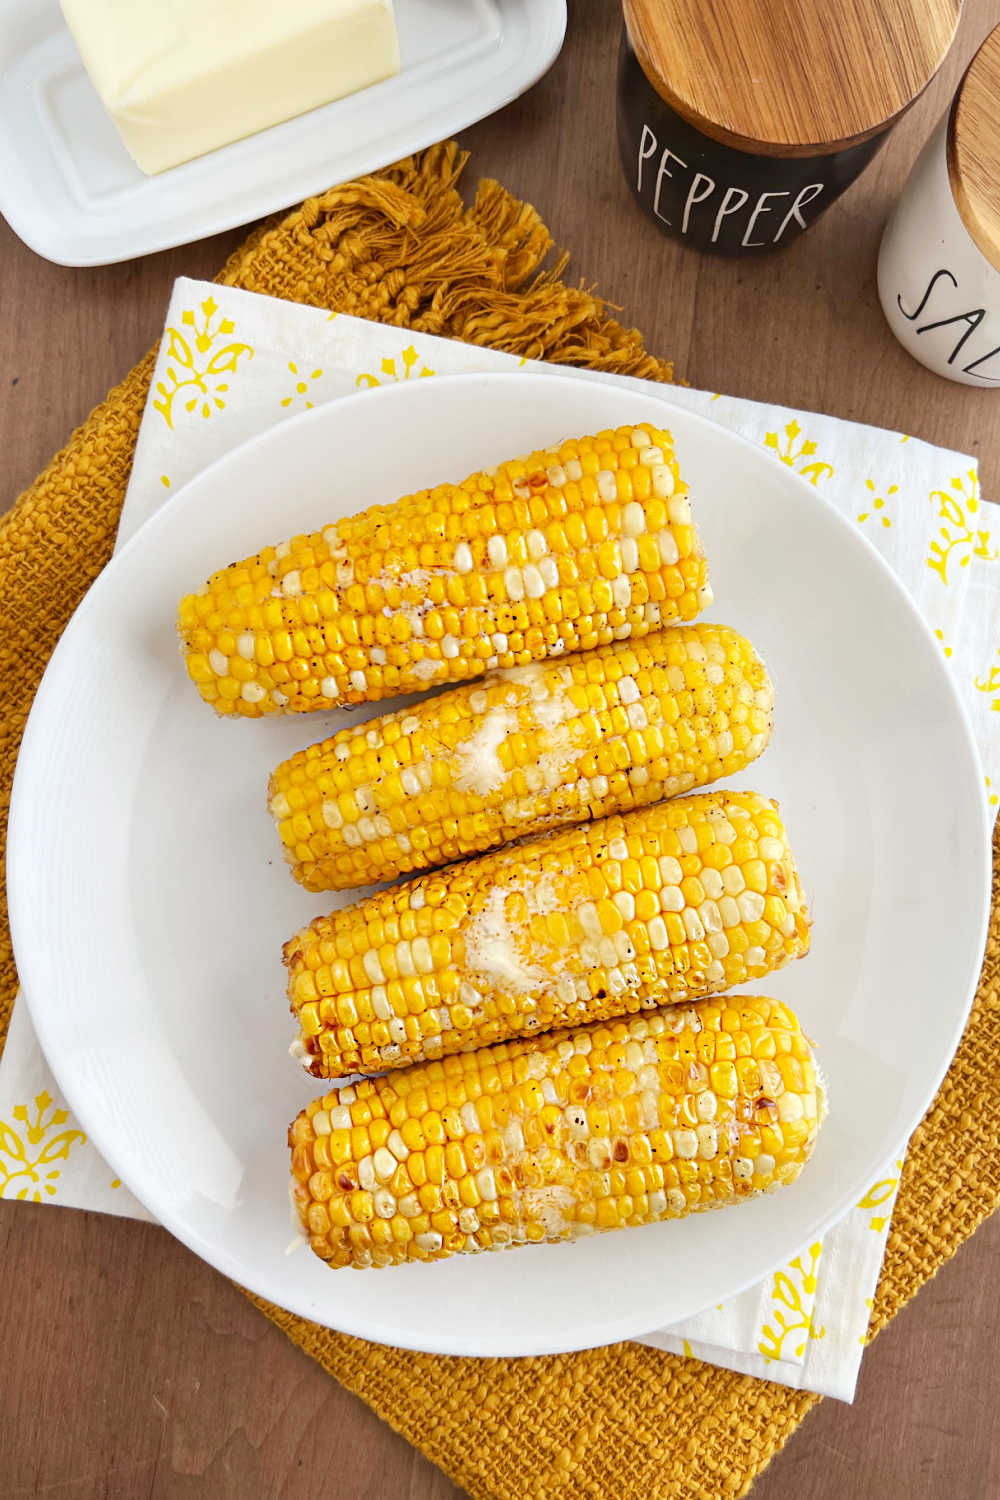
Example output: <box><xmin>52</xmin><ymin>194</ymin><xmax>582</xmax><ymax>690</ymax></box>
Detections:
<box><xmin>1</xmin><ymin>143</ymin><xmax>998</xmax><ymax>1500</ymax></box>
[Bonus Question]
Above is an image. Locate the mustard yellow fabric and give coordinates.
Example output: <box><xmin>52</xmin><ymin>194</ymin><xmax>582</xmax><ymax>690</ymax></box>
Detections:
<box><xmin>1</xmin><ymin>142</ymin><xmax>997</xmax><ymax>1500</ymax></box>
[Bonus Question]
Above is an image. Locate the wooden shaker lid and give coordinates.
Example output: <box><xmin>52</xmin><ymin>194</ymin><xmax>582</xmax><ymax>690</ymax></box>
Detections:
<box><xmin>623</xmin><ymin>0</ymin><xmax>961</xmax><ymax>157</ymax></box>
<box><xmin>948</xmin><ymin>26</ymin><xmax>1000</xmax><ymax>272</ymax></box>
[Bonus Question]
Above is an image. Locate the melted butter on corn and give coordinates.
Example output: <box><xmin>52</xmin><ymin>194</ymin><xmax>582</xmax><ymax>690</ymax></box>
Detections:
<box><xmin>450</xmin><ymin>663</ymin><xmax>578</xmax><ymax>798</ymax></box>
<box><xmin>284</xmin><ymin>790</ymin><xmax>811</xmax><ymax>1077</ymax></box>
<box><xmin>289</xmin><ymin>997</ymin><xmax>823</xmax><ymax>1269</ymax></box>
<box><xmin>268</xmin><ymin>622</ymin><xmax>772</xmax><ymax>891</ymax></box>
<box><xmin>462</xmin><ymin>876</ymin><xmax>560</xmax><ymax>995</ymax></box>
<box><xmin>178</xmin><ymin>424</ymin><xmax>711</xmax><ymax>717</ymax></box>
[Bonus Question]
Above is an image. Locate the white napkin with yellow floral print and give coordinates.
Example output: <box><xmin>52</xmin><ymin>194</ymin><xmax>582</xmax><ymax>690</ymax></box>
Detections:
<box><xmin>3</xmin><ymin>278</ymin><xmax>999</xmax><ymax>1402</ymax></box>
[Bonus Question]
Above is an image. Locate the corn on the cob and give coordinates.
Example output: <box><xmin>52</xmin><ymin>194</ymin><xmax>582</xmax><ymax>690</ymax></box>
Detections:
<box><xmin>289</xmin><ymin>996</ymin><xmax>823</xmax><ymax>1269</ymax></box>
<box><xmin>286</xmin><ymin>790</ymin><xmax>810</xmax><ymax>1077</ymax></box>
<box><xmin>178</xmin><ymin>423</ymin><xmax>711</xmax><ymax>717</ymax></box>
<box><xmin>269</xmin><ymin>623</ymin><xmax>773</xmax><ymax>892</ymax></box>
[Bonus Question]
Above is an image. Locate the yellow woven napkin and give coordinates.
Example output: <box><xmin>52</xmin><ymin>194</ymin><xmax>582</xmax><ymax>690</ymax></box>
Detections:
<box><xmin>2</xmin><ymin>143</ymin><xmax>998</xmax><ymax>1499</ymax></box>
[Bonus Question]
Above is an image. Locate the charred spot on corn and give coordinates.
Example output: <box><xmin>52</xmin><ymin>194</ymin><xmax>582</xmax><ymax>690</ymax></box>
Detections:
<box><xmin>177</xmin><ymin>424</ymin><xmax>712</xmax><ymax>718</ymax></box>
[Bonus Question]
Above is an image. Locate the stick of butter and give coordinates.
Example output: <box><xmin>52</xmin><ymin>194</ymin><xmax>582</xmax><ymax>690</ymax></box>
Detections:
<box><xmin>60</xmin><ymin>0</ymin><xmax>401</xmax><ymax>176</ymax></box>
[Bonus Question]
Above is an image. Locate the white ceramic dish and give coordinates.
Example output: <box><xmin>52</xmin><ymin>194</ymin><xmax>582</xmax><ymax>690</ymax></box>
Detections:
<box><xmin>8</xmin><ymin>372</ymin><xmax>990</xmax><ymax>1356</ymax></box>
<box><xmin>0</xmin><ymin>0</ymin><xmax>566</xmax><ymax>266</ymax></box>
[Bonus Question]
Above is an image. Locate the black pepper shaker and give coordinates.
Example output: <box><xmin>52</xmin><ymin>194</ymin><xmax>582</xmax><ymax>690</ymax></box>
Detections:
<box><xmin>617</xmin><ymin>0</ymin><xmax>961</xmax><ymax>256</ymax></box>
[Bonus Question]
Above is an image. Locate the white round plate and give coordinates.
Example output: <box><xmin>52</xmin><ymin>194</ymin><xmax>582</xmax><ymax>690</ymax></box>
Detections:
<box><xmin>8</xmin><ymin>372</ymin><xmax>990</xmax><ymax>1356</ymax></box>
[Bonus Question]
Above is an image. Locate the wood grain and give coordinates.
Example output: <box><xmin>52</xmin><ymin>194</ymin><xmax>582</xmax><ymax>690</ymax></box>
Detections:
<box><xmin>623</xmin><ymin>0</ymin><xmax>961</xmax><ymax>154</ymax></box>
<box><xmin>948</xmin><ymin>23</ymin><xmax>1000</xmax><ymax>270</ymax></box>
<box><xmin>3</xmin><ymin>0</ymin><xmax>1000</xmax><ymax>1495</ymax></box>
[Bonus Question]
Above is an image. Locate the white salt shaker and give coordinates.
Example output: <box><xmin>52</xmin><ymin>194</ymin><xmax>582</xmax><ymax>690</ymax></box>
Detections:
<box><xmin>878</xmin><ymin>26</ymin><xmax>1000</xmax><ymax>386</ymax></box>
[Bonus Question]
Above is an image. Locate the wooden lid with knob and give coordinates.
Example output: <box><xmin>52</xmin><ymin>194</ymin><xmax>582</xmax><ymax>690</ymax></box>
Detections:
<box><xmin>622</xmin><ymin>0</ymin><xmax>961</xmax><ymax>157</ymax></box>
<box><xmin>948</xmin><ymin>25</ymin><xmax>1000</xmax><ymax>272</ymax></box>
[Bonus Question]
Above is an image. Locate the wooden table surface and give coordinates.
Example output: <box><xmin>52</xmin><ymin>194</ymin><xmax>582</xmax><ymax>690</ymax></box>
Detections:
<box><xmin>3</xmin><ymin>2</ymin><xmax>1000</xmax><ymax>1495</ymax></box>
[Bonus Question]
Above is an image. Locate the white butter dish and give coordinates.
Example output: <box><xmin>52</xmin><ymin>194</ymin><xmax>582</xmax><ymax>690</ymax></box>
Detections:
<box><xmin>0</xmin><ymin>0</ymin><xmax>565</xmax><ymax>265</ymax></box>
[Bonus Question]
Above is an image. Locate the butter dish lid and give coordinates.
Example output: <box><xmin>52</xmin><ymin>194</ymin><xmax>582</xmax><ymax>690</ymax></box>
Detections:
<box><xmin>948</xmin><ymin>25</ymin><xmax>1000</xmax><ymax>272</ymax></box>
<box><xmin>623</xmin><ymin>0</ymin><xmax>960</xmax><ymax>156</ymax></box>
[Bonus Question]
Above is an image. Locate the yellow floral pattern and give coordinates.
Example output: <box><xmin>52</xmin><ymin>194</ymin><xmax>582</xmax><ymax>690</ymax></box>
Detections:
<box><xmin>975</xmin><ymin>649</ymin><xmax>1000</xmax><ymax>712</ymax></box>
<box><xmin>153</xmin><ymin>297</ymin><xmax>254</xmax><ymax>429</ymax></box>
<box><xmin>934</xmin><ymin>628</ymin><xmax>953</xmax><ymax>659</ymax></box>
<box><xmin>757</xmin><ymin>1242</ymin><xmax>826</xmax><ymax>1361</ymax></box>
<box><xmin>927</xmin><ymin>469</ymin><xmax>997</xmax><ymax>585</ymax></box>
<box><xmin>280</xmin><ymin>361</ymin><xmax>324</xmax><ymax>410</ymax></box>
<box><xmin>857</xmin><ymin>1160</ymin><xmax>903</xmax><ymax>1232</ymax></box>
<box><xmin>0</xmin><ymin>1091</ymin><xmax>86</xmax><ymax>1202</ymax></box>
<box><xmin>356</xmin><ymin>344</ymin><xmax>435</xmax><ymax>389</ymax></box>
<box><xmin>763</xmin><ymin>421</ymin><xmax>835</xmax><ymax>486</ymax></box>
<box><xmin>857</xmin><ymin>479</ymin><xmax>897</xmax><ymax>529</ymax></box>
<box><xmin>974</xmin><ymin>655</ymin><xmax>1000</xmax><ymax>807</ymax></box>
